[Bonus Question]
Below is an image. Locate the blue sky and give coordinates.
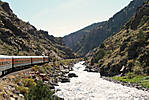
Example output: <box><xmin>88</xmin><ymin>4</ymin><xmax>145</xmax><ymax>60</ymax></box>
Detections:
<box><xmin>2</xmin><ymin>0</ymin><xmax>132</xmax><ymax>37</ymax></box>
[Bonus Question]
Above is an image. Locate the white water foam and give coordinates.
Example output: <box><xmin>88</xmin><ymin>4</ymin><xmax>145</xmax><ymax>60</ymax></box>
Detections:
<box><xmin>55</xmin><ymin>61</ymin><xmax>149</xmax><ymax>100</ymax></box>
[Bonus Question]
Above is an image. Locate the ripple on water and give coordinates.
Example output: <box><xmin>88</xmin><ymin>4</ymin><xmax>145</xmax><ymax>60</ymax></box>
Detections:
<box><xmin>55</xmin><ymin>62</ymin><xmax>149</xmax><ymax>100</ymax></box>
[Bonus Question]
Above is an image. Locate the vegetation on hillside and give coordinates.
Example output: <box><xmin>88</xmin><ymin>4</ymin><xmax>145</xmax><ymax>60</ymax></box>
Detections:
<box><xmin>88</xmin><ymin>1</ymin><xmax>149</xmax><ymax>77</ymax></box>
<box><xmin>85</xmin><ymin>0</ymin><xmax>149</xmax><ymax>89</ymax></box>
<box><xmin>0</xmin><ymin>1</ymin><xmax>75</xmax><ymax>58</ymax></box>
<box><xmin>24</xmin><ymin>80</ymin><xmax>59</xmax><ymax>100</ymax></box>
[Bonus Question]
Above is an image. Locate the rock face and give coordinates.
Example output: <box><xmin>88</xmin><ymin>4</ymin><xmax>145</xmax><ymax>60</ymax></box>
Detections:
<box><xmin>63</xmin><ymin>0</ymin><xmax>147</xmax><ymax>56</ymax></box>
<box><xmin>63</xmin><ymin>22</ymin><xmax>105</xmax><ymax>50</ymax></box>
<box><xmin>0</xmin><ymin>1</ymin><xmax>75</xmax><ymax>59</ymax></box>
<box><xmin>89</xmin><ymin>1</ymin><xmax>149</xmax><ymax>76</ymax></box>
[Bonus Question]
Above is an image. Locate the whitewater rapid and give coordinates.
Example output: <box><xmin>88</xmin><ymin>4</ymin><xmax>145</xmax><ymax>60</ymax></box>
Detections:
<box><xmin>55</xmin><ymin>61</ymin><xmax>149</xmax><ymax>100</ymax></box>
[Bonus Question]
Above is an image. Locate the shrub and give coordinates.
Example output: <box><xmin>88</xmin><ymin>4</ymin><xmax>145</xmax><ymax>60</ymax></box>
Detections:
<box><xmin>147</xmin><ymin>20</ymin><xmax>149</xmax><ymax>25</ymax></box>
<box><xmin>84</xmin><ymin>57</ymin><xmax>88</xmax><ymax>61</ymax></box>
<box><xmin>91</xmin><ymin>49</ymin><xmax>106</xmax><ymax>65</ymax></box>
<box><xmin>94</xmin><ymin>49</ymin><xmax>105</xmax><ymax>63</ymax></box>
<box><xmin>0</xmin><ymin>86</ymin><xmax>4</xmax><ymax>92</ymax></box>
<box><xmin>126</xmin><ymin>72</ymin><xmax>135</xmax><ymax>79</ymax></box>
<box><xmin>137</xmin><ymin>30</ymin><xmax>146</xmax><ymax>42</ymax></box>
<box><xmin>16</xmin><ymin>86</ymin><xmax>29</xmax><ymax>94</ymax></box>
<box><xmin>32</xmin><ymin>65</ymin><xmax>39</xmax><ymax>72</ymax></box>
<box><xmin>138</xmin><ymin>15</ymin><xmax>149</xmax><ymax>27</ymax></box>
<box><xmin>99</xmin><ymin>43</ymin><xmax>105</xmax><ymax>48</ymax></box>
<box><xmin>144</xmin><ymin>67</ymin><xmax>149</xmax><ymax>75</ymax></box>
<box><xmin>133</xmin><ymin>60</ymin><xmax>143</xmax><ymax>75</ymax></box>
<box><xmin>143</xmin><ymin>76</ymin><xmax>149</xmax><ymax>80</ymax></box>
<box><xmin>141</xmin><ymin>80</ymin><xmax>149</xmax><ymax>88</ymax></box>
<box><xmin>24</xmin><ymin>80</ymin><xmax>60</xmax><ymax>100</ymax></box>
<box><xmin>22</xmin><ymin>78</ymin><xmax>36</xmax><ymax>87</ymax></box>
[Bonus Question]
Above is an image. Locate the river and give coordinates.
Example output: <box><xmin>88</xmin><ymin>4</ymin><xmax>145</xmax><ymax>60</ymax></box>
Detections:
<box><xmin>55</xmin><ymin>61</ymin><xmax>149</xmax><ymax>100</ymax></box>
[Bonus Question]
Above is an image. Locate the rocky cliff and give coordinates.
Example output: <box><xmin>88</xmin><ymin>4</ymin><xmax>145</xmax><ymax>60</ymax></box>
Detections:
<box><xmin>0</xmin><ymin>1</ymin><xmax>75</xmax><ymax>59</ymax></box>
<box><xmin>63</xmin><ymin>0</ymin><xmax>147</xmax><ymax>56</ymax></box>
<box><xmin>63</xmin><ymin>22</ymin><xmax>106</xmax><ymax>50</ymax></box>
<box><xmin>89</xmin><ymin>1</ymin><xmax>149</xmax><ymax>76</ymax></box>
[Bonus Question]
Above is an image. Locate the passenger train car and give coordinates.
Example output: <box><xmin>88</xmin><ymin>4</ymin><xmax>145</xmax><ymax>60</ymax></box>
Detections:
<box><xmin>0</xmin><ymin>56</ymin><xmax>49</xmax><ymax>75</ymax></box>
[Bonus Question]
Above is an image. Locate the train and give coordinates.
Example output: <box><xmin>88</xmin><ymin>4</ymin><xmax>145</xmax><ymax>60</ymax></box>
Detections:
<box><xmin>0</xmin><ymin>55</ymin><xmax>49</xmax><ymax>76</ymax></box>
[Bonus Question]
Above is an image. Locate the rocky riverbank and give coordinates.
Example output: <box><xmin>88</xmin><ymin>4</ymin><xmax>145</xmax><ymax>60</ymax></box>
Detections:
<box><xmin>84</xmin><ymin>62</ymin><xmax>149</xmax><ymax>92</ymax></box>
<box><xmin>55</xmin><ymin>61</ymin><xmax>149</xmax><ymax>100</ymax></box>
<box><xmin>0</xmin><ymin>59</ymin><xmax>78</xmax><ymax>100</ymax></box>
<box><xmin>102</xmin><ymin>76</ymin><xmax>149</xmax><ymax>92</ymax></box>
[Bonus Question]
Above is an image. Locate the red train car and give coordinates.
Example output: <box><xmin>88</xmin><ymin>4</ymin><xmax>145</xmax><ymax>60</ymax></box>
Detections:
<box><xmin>43</xmin><ymin>56</ymin><xmax>49</xmax><ymax>63</ymax></box>
<box><xmin>0</xmin><ymin>55</ymin><xmax>49</xmax><ymax>76</ymax></box>
<box><xmin>0</xmin><ymin>56</ymin><xmax>12</xmax><ymax>72</ymax></box>
<box><xmin>31</xmin><ymin>56</ymin><xmax>43</xmax><ymax>64</ymax></box>
<box><xmin>12</xmin><ymin>56</ymin><xmax>32</xmax><ymax>68</ymax></box>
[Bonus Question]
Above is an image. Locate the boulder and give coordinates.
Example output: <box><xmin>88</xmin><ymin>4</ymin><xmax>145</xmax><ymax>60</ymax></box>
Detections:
<box><xmin>68</xmin><ymin>73</ymin><xmax>78</xmax><ymax>78</ymax></box>
<box><xmin>89</xmin><ymin>68</ymin><xmax>99</xmax><ymax>72</ymax></box>
<box><xmin>61</xmin><ymin>77</ymin><xmax>70</xmax><ymax>83</ymax></box>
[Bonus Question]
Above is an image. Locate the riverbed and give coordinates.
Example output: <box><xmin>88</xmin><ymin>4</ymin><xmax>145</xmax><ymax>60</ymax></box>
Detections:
<box><xmin>55</xmin><ymin>61</ymin><xmax>149</xmax><ymax>100</ymax></box>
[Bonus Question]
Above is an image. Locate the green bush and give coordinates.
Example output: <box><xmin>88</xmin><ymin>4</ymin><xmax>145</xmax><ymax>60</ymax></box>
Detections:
<box><xmin>112</xmin><ymin>75</ymin><xmax>149</xmax><ymax>88</ymax></box>
<box><xmin>141</xmin><ymin>80</ymin><xmax>149</xmax><ymax>88</ymax></box>
<box><xmin>22</xmin><ymin>78</ymin><xmax>36</xmax><ymax>87</ymax></box>
<box><xmin>143</xmin><ymin>76</ymin><xmax>149</xmax><ymax>80</ymax></box>
<box><xmin>138</xmin><ymin>15</ymin><xmax>149</xmax><ymax>27</ymax></box>
<box><xmin>133</xmin><ymin>60</ymin><xmax>143</xmax><ymax>75</ymax></box>
<box><xmin>16</xmin><ymin>86</ymin><xmax>29</xmax><ymax>94</ymax></box>
<box><xmin>144</xmin><ymin>67</ymin><xmax>149</xmax><ymax>75</ymax></box>
<box><xmin>32</xmin><ymin>65</ymin><xmax>40</xmax><ymax>72</ymax></box>
<box><xmin>94</xmin><ymin>49</ymin><xmax>105</xmax><ymax>63</ymax></box>
<box><xmin>24</xmin><ymin>80</ymin><xmax>60</xmax><ymax>100</ymax></box>
<box><xmin>99</xmin><ymin>43</ymin><xmax>105</xmax><ymax>48</ymax></box>
<box><xmin>137</xmin><ymin>30</ymin><xmax>146</xmax><ymax>42</ymax></box>
<box><xmin>125</xmin><ymin>72</ymin><xmax>135</xmax><ymax>79</ymax></box>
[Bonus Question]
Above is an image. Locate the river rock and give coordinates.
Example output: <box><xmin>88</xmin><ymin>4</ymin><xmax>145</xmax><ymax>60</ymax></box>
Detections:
<box><xmin>19</xmin><ymin>94</ymin><xmax>24</xmax><ymax>98</ymax></box>
<box><xmin>56</xmin><ymin>88</ymin><xmax>61</xmax><ymax>92</ymax></box>
<box><xmin>10</xmin><ymin>97</ymin><xmax>15</xmax><ymax>100</ymax></box>
<box><xmin>49</xmin><ymin>85</ymin><xmax>55</xmax><ymax>89</ymax></box>
<box><xmin>68</xmin><ymin>73</ymin><xmax>78</xmax><ymax>78</ymax></box>
<box><xmin>61</xmin><ymin>77</ymin><xmax>70</xmax><ymax>83</ymax></box>
<box><xmin>61</xmin><ymin>69</ymin><xmax>69</xmax><ymax>74</ymax></box>
<box><xmin>89</xmin><ymin>68</ymin><xmax>99</xmax><ymax>72</ymax></box>
<box><xmin>84</xmin><ymin>67</ymin><xmax>98</xmax><ymax>73</ymax></box>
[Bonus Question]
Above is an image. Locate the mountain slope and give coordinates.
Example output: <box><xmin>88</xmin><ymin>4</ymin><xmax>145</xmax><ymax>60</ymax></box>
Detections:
<box><xmin>89</xmin><ymin>0</ymin><xmax>149</xmax><ymax>76</ymax></box>
<box><xmin>0</xmin><ymin>1</ymin><xmax>75</xmax><ymax>59</ymax></box>
<box><xmin>63</xmin><ymin>0</ymin><xmax>147</xmax><ymax>56</ymax></box>
<box><xmin>63</xmin><ymin>22</ymin><xmax>106</xmax><ymax>50</ymax></box>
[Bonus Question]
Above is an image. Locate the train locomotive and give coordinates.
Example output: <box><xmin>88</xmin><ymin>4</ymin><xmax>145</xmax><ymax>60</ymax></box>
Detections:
<box><xmin>0</xmin><ymin>55</ymin><xmax>49</xmax><ymax>75</ymax></box>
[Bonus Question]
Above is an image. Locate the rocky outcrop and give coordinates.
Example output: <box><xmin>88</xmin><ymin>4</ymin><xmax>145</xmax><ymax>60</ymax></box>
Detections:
<box><xmin>63</xmin><ymin>0</ymin><xmax>147</xmax><ymax>56</ymax></box>
<box><xmin>0</xmin><ymin>2</ymin><xmax>13</xmax><ymax>15</ymax></box>
<box><xmin>63</xmin><ymin>22</ymin><xmax>105</xmax><ymax>50</ymax></box>
<box><xmin>89</xmin><ymin>1</ymin><xmax>149</xmax><ymax>76</ymax></box>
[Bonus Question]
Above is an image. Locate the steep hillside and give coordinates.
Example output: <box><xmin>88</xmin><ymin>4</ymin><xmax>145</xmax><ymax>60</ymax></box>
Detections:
<box><xmin>63</xmin><ymin>22</ymin><xmax>105</xmax><ymax>49</ymax></box>
<box><xmin>63</xmin><ymin>0</ymin><xmax>147</xmax><ymax>56</ymax></box>
<box><xmin>89</xmin><ymin>1</ymin><xmax>149</xmax><ymax>77</ymax></box>
<box><xmin>0</xmin><ymin>1</ymin><xmax>75</xmax><ymax>59</ymax></box>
